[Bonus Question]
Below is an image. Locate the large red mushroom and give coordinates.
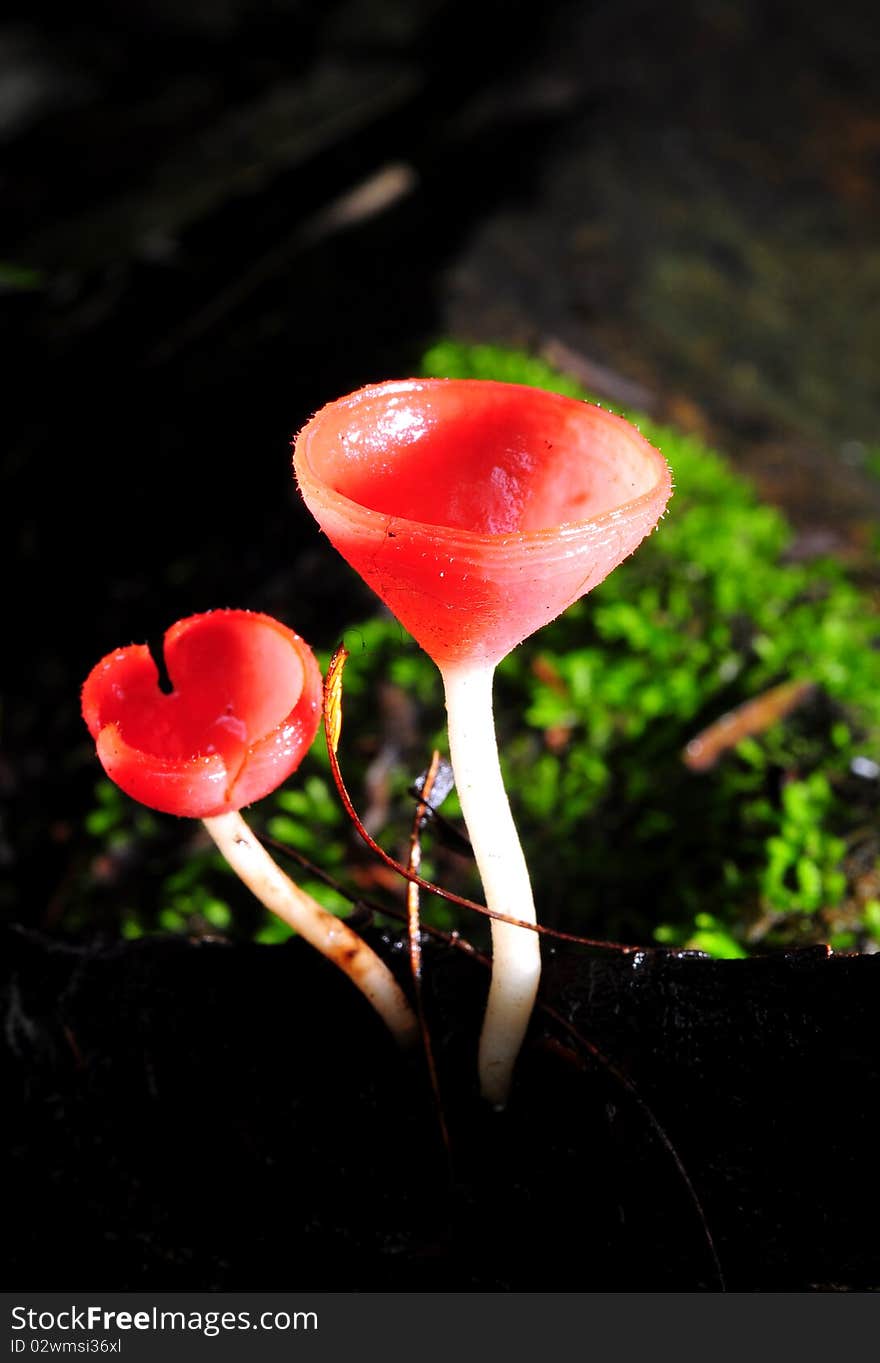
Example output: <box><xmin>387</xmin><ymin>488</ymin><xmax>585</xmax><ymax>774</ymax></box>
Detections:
<box><xmin>295</xmin><ymin>379</ymin><xmax>672</xmax><ymax>1103</ymax></box>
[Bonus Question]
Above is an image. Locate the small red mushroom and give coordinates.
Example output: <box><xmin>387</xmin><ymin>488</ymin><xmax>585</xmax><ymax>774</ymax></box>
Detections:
<box><xmin>82</xmin><ymin>609</ymin><xmax>417</xmax><ymax>1047</ymax></box>
<box><xmin>294</xmin><ymin>379</ymin><xmax>672</xmax><ymax>1103</ymax></box>
<box><xmin>82</xmin><ymin>609</ymin><xmax>323</xmax><ymax>819</ymax></box>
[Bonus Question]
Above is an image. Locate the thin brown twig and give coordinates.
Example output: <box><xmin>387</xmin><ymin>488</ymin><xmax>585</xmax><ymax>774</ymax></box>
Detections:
<box><xmin>319</xmin><ymin>641</ymin><xmax>724</xmax><ymax>1286</ymax></box>
<box><xmin>406</xmin><ymin>749</ymin><xmax>451</xmax><ymax>1159</ymax></box>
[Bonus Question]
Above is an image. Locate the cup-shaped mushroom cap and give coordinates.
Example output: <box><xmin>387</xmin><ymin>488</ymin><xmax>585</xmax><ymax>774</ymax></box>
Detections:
<box><xmin>82</xmin><ymin>610</ymin><xmax>322</xmax><ymax>818</ymax></box>
<box><xmin>294</xmin><ymin>378</ymin><xmax>673</xmax><ymax>668</ymax></box>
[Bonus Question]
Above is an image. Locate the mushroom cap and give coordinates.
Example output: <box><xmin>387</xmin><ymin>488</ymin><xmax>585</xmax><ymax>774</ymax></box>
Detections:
<box><xmin>82</xmin><ymin>609</ymin><xmax>322</xmax><ymax>818</ymax></box>
<box><xmin>294</xmin><ymin>378</ymin><xmax>672</xmax><ymax>668</ymax></box>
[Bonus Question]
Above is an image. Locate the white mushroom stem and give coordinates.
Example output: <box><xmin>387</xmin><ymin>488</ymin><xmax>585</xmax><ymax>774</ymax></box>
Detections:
<box><xmin>202</xmin><ymin>810</ymin><xmax>419</xmax><ymax>1049</ymax></box>
<box><xmin>440</xmin><ymin>662</ymin><xmax>542</xmax><ymax>1107</ymax></box>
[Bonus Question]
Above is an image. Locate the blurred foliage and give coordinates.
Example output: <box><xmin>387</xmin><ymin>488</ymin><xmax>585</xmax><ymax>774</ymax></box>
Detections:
<box><xmin>74</xmin><ymin>342</ymin><xmax>880</xmax><ymax>957</ymax></box>
<box><xmin>0</xmin><ymin>262</ymin><xmax>45</xmax><ymax>293</ymax></box>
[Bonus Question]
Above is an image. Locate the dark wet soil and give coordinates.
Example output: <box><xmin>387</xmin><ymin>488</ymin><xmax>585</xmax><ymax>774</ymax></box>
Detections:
<box><xmin>6</xmin><ymin>925</ymin><xmax>880</xmax><ymax>1290</ymax></box>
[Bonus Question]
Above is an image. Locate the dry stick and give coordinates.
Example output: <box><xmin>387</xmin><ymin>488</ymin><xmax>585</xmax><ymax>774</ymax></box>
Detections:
<box><xmin>406</xmin><ymin>751</ymin><xmax>440</xmax><ymax>994</ymax></box>
<box><xmin>406</xmin><ymin>749</ymin><xmax>451</xmax><ymax>1159</ymax></box>
<box><xmin>203</xmin><ymin>810</ymin><xmax>419</xmax><ymax>1049</ymax></box>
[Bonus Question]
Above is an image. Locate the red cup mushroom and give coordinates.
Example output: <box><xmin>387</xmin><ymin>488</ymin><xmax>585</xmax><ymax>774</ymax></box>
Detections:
<box><xmin>82</xmin><ymin>608</ymin><xmax>418</xmax><ymax>1047</ymax></box>
<box><xmin>294</xmin><ymin>379</ymin><xmax>672</xmax><ymax>1103</ymax></box>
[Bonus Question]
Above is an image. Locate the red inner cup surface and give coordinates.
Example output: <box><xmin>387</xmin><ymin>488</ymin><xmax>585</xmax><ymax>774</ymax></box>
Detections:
<box><xmin>295</xmin><ymin>379</ymin><xmax>672</xmax><ymax>668</ymax></box>
<box><xmin>308</xmin><ymin>381</ymin><xmax>662</xmax><ymax>534</ymax></box>
<box><xmin>82</xmin><ymin>610</ymin><xmax>321</xmax><ymax>817</ymax></box>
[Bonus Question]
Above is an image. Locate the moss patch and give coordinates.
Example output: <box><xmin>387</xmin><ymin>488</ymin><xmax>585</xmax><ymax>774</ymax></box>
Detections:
<box><xmin>79</xmin><ymin>343</ymin><xmax>880</xmax><ymax>957</ymax></box>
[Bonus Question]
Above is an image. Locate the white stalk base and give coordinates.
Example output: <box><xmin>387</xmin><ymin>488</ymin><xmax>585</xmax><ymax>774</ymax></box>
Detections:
<box><xmin>203</xmin><ymin>810</ymin><xmax>419</xmax><ymax>1049</ymax></box>
<box><xmin>441</xmin><ymin>663</ymin><xmax>542</xmax><ymax>1107</ymax></box>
